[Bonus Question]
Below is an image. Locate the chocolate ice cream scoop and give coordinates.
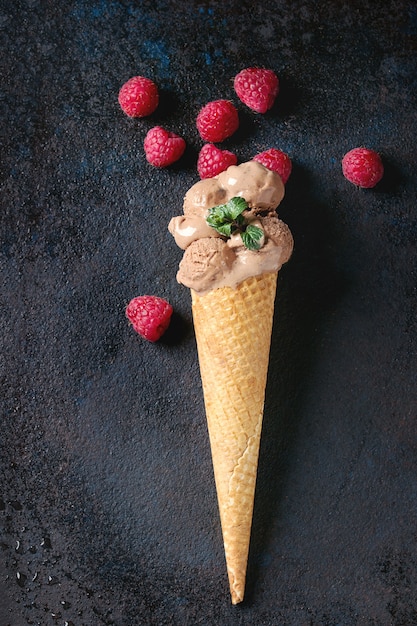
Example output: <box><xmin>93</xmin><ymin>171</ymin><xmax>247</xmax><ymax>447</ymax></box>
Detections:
<box><xmin>216</xmin><ymin>161</ymin><xmax>284</xmax><ymax>211</ymax></box>
<box><xmin>261</xmin><ymin>215</ymin><xmax>294</xmax><ymax>251</ymax></box>
<box><xmin>182</xmin><ymin>160</ymin><xmax>284</xmax><ymax>219</ymax></box>
<box><xmin>183</xmin><ymin>178</ymin><xmax>227</xmax><ymax>217</ymax></box>
<box><xmin>177</xmin><ymin>238</ymin><xmax>235</xmax><ymax>293</ymax></box>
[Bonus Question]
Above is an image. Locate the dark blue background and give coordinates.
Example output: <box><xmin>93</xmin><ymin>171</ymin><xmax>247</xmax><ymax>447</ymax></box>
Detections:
<box><xmin>1</xmin><ymin>1</ymin><xmax>416</xmax><ymax>624</ymax></box>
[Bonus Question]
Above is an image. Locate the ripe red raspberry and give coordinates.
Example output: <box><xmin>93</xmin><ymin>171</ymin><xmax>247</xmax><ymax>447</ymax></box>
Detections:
<box><xmin>234</xmin><ymin>68</ymin><xmax>279</xmax><ymax>114</ymax></box>
<box><xmin>253</xmin><ymin>148</ymin><xmax>292</xmax><ymax>184</ymax></box>
<box><xmin>342</xmin><ymin>147</ymin><xmax>384</xmax><ymax>188</ymax></box>
<box><xmin>196</xmin><ymin>100</ymin><xmax>239</xmax><ymax>143</ymax></box>
<box><xmin>144</xmin><ymin>126</ymin><xmax>186</xmax><ymax>167</ymax></box>
<box><xmin>197</xmin><ymin>144</ymin><xmax>237</xmax><ymax>179</ymax></box>
<box><xmin>126</xmin><ymin>295</ymin><xmax>173</xmax><ymax>342</ymax></box>
<box><xmin>118</xmin><ymin>76</ymin><xmax>159</xmax><ymax>118</ymax></box>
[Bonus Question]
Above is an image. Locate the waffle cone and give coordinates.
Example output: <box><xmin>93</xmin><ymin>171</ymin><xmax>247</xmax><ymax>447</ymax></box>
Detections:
<box><xmin>191</xmin><ymin>271</ymin><xmax>278</xmax><ymax>604</ymax></box>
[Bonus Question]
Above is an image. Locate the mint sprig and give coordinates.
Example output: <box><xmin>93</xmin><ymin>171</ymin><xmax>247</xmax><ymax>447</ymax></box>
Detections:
<box><xmin>206</xmin><ymin>197</ymin><xmax>264</xmax><ymax>250</ymax></box>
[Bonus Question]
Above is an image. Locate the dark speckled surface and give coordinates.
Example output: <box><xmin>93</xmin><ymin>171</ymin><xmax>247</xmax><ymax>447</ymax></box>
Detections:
<box><xmin>1</xmin><ymin>1</ymin><xmax>417</xmax><ymax>624</ymax></box>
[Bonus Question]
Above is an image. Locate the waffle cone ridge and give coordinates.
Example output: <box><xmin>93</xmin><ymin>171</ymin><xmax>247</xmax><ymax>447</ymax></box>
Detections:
<box><xmin>191</xmin><ymin>272</ymin><xmax>278</xmax><ymax>604</ymax></box>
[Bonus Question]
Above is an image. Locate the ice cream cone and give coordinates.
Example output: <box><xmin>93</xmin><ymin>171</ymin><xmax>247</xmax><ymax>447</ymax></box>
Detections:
<box><xmin>191</xmin><ymin>270</ymin><xmax>278</xmax><ymax>604</ymax></box>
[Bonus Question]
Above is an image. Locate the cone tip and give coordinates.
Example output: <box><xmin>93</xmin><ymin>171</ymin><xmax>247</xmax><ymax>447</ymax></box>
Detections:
<box><xmin>231</xmin><ymin>587</ymin><xmax>244</xmax><ymax>605</ymax></box>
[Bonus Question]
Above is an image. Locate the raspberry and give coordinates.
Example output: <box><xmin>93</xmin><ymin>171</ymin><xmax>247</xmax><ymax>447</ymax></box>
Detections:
<box><xmin>118</xmin><ymin>76</ymin><xmax>159</xmax><ymax>118</ymax></box>
<box><xmin>234</xmin><ymin>68</ymin><xmax>279</xmax><ymax>114</ymax></box>
<box><xmin>126</xmin><ymin>295</ymin><xmax>173</xmax><ymax>342</ymax></box>
<box><xmin>197</xmin><ymin>144</ymin><xmax>237</xmax><ymax>179</ymax></box>
<box><xmin>144</xmin><ymin>126</ymin><xmax>186</xmax><ymax>167</ymax></box>
<box><xmin>342</xmin><ymin>147</ymin><xmax>384</xmax><ymax>188</ymax></box>
<box><xmin>253</xmin><ymin>148</ymin><xmax>292</xmax><ymax>184</ymax></box>
<box><xmin>196</xmin><ymin>100</ymin><xmax>239</xmax><ymax>143</ymax></box>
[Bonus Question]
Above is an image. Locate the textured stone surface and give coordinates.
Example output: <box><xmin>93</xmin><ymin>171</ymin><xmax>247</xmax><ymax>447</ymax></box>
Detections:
<box><xmin>1</xmin><ymin>1</ymin><xmax>417</xmax><ymax>624</ymax></box>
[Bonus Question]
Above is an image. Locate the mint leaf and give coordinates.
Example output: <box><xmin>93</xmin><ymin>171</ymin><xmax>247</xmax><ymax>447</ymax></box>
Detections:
<box><xmin>224</xmin><ymin>197</ymin><xmax>248</xmax><ymax>220</ymax></box>
<box><xmin>241</xmin><ymin>224</ymin><xmax>263</xmax><ymax>250</ymax></box>
<box><xmin>215</xmin><ymin>222</ymin><xmax>232</xmax><ymax>237</ymax></box>
<box><xmin>206</xmin><ymin>197</ymin><xmax>264</xmax><ymax>250</ymax></box>
<box><xmin>206</xmin><ymin>207</ymin><xmax>227</xmax><ymax>230</ymax></box>
<box><xmin>206</xmin><ymin>197</ymin><xmax>248</xmax><ymax>229</ymax></box>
